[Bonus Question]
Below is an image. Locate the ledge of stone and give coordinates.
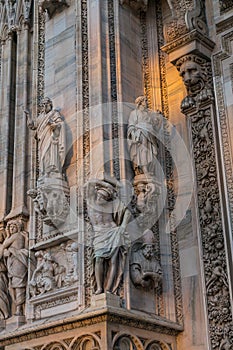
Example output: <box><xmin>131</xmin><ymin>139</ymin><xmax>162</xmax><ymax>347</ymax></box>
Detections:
<box><xmin>162</xmin><ymin>29</ymin><xmax>215</xmax><ymax>64</ymax></box>
<box><xmin>0</xmin><ymin>301</ymin><xmax>183</xmax><ymax>347</ymax></box>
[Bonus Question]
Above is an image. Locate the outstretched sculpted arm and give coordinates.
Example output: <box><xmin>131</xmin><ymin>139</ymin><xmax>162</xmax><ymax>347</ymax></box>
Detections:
<box><xmin>24</xmin><ymin>109</ymin><xmax>37</xmax><ymax>130</ymax></box>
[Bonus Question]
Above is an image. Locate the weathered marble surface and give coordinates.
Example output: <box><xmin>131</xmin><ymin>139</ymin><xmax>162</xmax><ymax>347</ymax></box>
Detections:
<box><xmin>0</xmin><ymin>0</ymin><xmax>232</xmax><ymax>349</ymax></box>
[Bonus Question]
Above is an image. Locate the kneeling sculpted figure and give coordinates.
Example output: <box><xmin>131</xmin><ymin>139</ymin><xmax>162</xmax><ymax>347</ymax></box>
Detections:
<box><xmin>86</xmin><ymin>178</ymin><xmax>131</xmax><ymax>295</ymax></box>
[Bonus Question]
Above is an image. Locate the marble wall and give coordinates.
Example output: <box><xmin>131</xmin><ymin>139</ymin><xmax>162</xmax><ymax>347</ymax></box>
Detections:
<box><xmin>0</xmin><ymin>0</ymin><xmax>232</xmax><ymax>349</ymax></box>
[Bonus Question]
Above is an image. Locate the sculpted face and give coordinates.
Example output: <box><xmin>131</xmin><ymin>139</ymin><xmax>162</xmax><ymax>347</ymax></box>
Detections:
<box><xmin>42</xmin><ymin>98</ymin><xmax>52</xmax><ymax>113</ymax></box>
<box><xmin>9</xmin><ymin>224</ymin><xmax>18</xmax><ymax>235</ymax></box>
<box><xmin>179</xmin><ymin>61</ymin><xmax>204</xmax><ymax>94</ymax></box>
<box><xmin>139</xmin><ymin>97</ymin><xmax>148</xmax><ymax>110</ymax></box>
<box><xmin>142</xmin><ymin>244</ymin><xmax>154</xmax><ymax>260</ymax></box>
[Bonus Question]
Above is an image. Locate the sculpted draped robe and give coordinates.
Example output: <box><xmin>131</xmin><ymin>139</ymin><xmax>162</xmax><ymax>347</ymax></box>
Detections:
<box><xmin>5</xmin><ymin>231</ymin><xmax>28</xmax><ymax>307</ymax></box>
<box><xmin>30</xmin><ymin>109</ymin><xmax>66</xmax><ymax>176</ymax></box>
<box><xmin>127</xmin><ymin>108</ymin><xmax>158</xmax><ymax>170</ymax></box>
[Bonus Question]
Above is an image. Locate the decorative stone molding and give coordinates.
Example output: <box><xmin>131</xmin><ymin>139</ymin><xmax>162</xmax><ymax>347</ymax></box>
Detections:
<box><xmin>108</xmin><ymin>0</ymin><xmax>120</xmax><ymax>180</ymax></box>
<box><xmin>189</xmin><ymin>107</ymin><xmax>233</xmax><ymax>350</ymax></box>
<box><xmin>113</xmin><ymin>334</ymin><xmax>144</xmax><ymax>350</ymax></box>
<box><xmin>119</xmin><ymin>0</ymin><xmax>148</xmax><ymax>12</ymax></box>
<box><xmin>220</xmin><ymin>0</ymin><xmax>233</xmax><ymax>14</ymax></box>
<box><xmin>185</xmin><ymin>0</ymin><xmax>207</xmax><ymax>35</ymax></box>
<box><xmin>0</xmin><ymin>309</ymin><xmax>181</xmax><ymax>347</ymax></box>
<box><xmin>164</xmin><ymin>0</ymin><xmax>207</xmax><ymax>43</ymax></box>
<box><xmin>171</xmin><ymin>39</ymin><xmax>233</xmax><ymax>349</ymax></box>
<box><xmin>38</xmin><ymin>0</ymin><xmax>69</xmax><ymax>19</ymax></box>
<box><xmin>162</xmin><ymin>29</ymin><xmax>215</xmax><ymax>64</ymax></box>
<box><xmin>28</xmin><ymin>176</ymin><xmax>70</xmax><ymax>228</ymax></box>
<box><xmin>71</xmin><ymin>335</ymin><xmax>101</xmax><ymax>350</ymax></box>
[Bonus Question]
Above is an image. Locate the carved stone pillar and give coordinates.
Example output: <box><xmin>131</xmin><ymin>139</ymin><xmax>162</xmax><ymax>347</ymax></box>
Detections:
<box><xmin>6</xmin><ymin>25</ymin><xmax>29</xmax><ymax>221</ymax></box>
<box><xmin>163</xmin><ymin>26</ymin><xmax>233</xmax><ymax>350</ymax></box>
<box><xmin>0</xmin><ymin>32</ymin><xmax>15</xmax><ymax>222</ymax></box>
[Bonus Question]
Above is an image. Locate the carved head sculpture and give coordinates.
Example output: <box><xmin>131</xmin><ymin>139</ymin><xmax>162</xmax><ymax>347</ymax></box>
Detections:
<box><xmin>135</xmin><ymin>95</ymin><xmax>148</xmax><ymax>110</ymax></box>
<box><xmin>41</xmin><ymin>97</ymin><xmax>53</xmax><ymax>114</ymax></box>
<box><xmin>6</xmin><ymin>219</ymin><xmax>23</xmax><ymax>236</ymax></box>
<box><xmin>43</xmin><ymin>252</ymin><xmax>53</xmax><ymax>262</ymax></box>
<box><xmin>141</xmin><ymin>229</ymin><xmax>156</xmax><ymax>260</ymax></box>
<box><xmin>176</xmin><ymin>55</ymin><xmax>207</xmax><ymax>96</ymax></box>
<box><xmin>94</xmin><ymin>179</ymin><xmax>118</xmax><ymax>204</ymax></box>
<box><xmin>96</xmin><ymin>187</ymin><xmax>114</xmax><ymax>204</ymax></box>
<box><xmin>35</xmin><ymin>250</ymin><xmax>44</xmax><ymax>261</ymax></box>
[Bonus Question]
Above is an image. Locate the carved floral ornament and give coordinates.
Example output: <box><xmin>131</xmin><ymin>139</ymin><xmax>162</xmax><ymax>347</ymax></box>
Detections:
<box><xmin>176</xmin><ymin>51</ymin><xmax>233</xmax><ymax>348</ymax></box>
<box><xmin>163</xmin><ymin>0</ymin><xmax>208</xmax><ymax>43</ymax></box>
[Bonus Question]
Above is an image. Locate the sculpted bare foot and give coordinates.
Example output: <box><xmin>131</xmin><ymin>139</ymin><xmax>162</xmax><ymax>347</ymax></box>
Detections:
<box><xmin>95</xmin><ymin>288</ymin><xmax>103</xmax><ymax>295</ymax></box>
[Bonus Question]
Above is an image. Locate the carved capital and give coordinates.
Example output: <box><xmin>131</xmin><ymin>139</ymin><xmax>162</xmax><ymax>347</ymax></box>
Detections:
<box><xmin>119</xmin><ymin>0</ymin><xmax>148</xmax><ymax>12</ymax></box>
<box><xmin>38</xmin><ymin>0</ymin><xmax>69</xmax><ymax>19</ymax></box>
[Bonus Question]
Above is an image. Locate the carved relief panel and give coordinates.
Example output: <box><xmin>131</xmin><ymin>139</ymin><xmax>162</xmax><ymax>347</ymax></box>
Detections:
<box><xmin>174</xmin><ymin>51</ymin><xmax>233</xmax><ymax>348</ymax></box>
<box><xmin>29</xmin><ymin>241</ymin><xmax>79</xmax><ymax>318</ymax></box>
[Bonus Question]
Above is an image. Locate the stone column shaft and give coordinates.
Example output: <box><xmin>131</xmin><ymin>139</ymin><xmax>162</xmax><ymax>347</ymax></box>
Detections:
<box><xmin>7</xmin><ymin>25</ymin><xmax>29</xmax><ymax>220</ymax></box>
<box><xmin>0</xmin><ymin>35</ymin><xmax>14</xmax><ymax>221</ymax></box>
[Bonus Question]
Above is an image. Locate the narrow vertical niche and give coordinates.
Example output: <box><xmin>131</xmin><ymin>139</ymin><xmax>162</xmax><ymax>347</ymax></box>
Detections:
<box><xmin>6</xmin><ymin>31</ymin><xmax>17</xmax><ymax>214</ymax></box>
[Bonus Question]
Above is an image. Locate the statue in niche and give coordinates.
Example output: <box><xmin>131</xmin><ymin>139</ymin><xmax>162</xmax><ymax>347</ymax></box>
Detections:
<box><xmin>86</xmin><ymin>178</ymin><xmax>131</xmax><ymax>295</ymax></box>
<box><xmin>134</xmin><ymin>180</ymin><xmax>158</xmax><ymax>213</ymax></box>
<box><xmin>127</xmin><ymin>96</ymin><xmax>162</xmax><ymax>176</ymax></box>
<box><xmin>29</xmin><ymin>251</ymin><xmax>66</xmax><ymax>296</ymax></box>
<box><xmin>25</xmin><ymin>97</ymin><xmax>66</xmax><ymax>178</ymax></box>
<box><xmin>0</xmin><ymin>230</ymin><xmax>10</xmax><ymax>320</ymax></box>
<box><xmin>1</xmin><ymin>220</ymin><xmax>29</xmax><ymax>316</ymax></box>
<box><xmin>176</xmin><ymin>55</ymin><xmax>213</xmax><ymax>112</ymax></box>
<box><xmin>130</xmin><ymin>229</ymin><xmax>162</xmax><ymax>291</ymax></box>
<box><xmin>132</xmin><ymin>176</ymin><xmax>160</xmax><ymax>229</ymax></box>
<box><xmin>64</xmin><ymin>242</ymin><xmax>79</xmax><ymax>283</ymax></box>
<box><xmin>5</xmin><ymin>0</ymin><xmax>17</xmax><ymax>30</ymax></box>
<box><xmin>25</xmin><ymin>97</ymin><xmax>69</xmax><ymax>227</ymax></box>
